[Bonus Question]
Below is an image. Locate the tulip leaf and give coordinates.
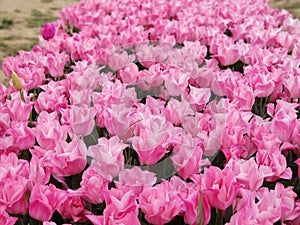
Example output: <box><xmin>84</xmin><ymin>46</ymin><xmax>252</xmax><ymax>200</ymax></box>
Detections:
<box><xmin>83</xmin><ymin>124</ymin><xmax>101</xmax><ymax>147</ymax></box>
<box><xmin>197</xmin><ymin>192</ymin><xmax>203</xmax><ymax>225</ymax></box>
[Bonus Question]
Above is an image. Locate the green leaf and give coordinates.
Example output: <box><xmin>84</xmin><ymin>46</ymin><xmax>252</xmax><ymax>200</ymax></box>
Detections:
<box><xmin>83</xmin><ymin>124</ymin><xmax>100</xmax><ymax>147</ymax></box>
<box><xmin>197</xmin><ymin>192</ymin><xmax>203</xmax><ymax>225</ymax></box>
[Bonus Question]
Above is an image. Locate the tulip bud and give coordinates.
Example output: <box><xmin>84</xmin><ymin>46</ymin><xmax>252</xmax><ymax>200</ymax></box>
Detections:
<box><xmin>11</xmin><ymin>71</ymin><xmax>25</xmax><ymax>102</ymax></box>
<box><xmin>41</xmin><ymin>22</ymin><xmax>56</xmax><ymax>40</ymax></box>
<box><xmin>12</xmin><ymin>71</ymin><xmax>22</xmax><ymax>91</ymax></box>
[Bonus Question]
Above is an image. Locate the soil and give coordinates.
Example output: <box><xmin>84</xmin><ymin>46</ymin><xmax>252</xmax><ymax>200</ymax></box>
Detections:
<box><xmin>0</xmin><ymin>0</ymin><xmax>299</xmax><ymax>87</ymax></box>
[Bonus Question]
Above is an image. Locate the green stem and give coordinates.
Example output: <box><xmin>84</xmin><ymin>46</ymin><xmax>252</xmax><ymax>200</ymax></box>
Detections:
<box><xmin>31</xmin><ymin>89</ymin><xmax>37</xmax><ymax>101</ymax></box>
<box><xmin>29</xmin><ymin>109</ymin><xmax>33</xmax><ymax>122</ymax></box>
<box><xmin>20</xmin><ymin>89</ymin><xmax>25</xmax><ymax>102</ymax></box>
<box><xmin>259</xmin><ymin>97</ymin><xmax>263</xmax><ymax>116</ymax></box>
<box><xmin>215</xmin><ymin>209</ymin><xmax>223</xmax><ymax>225</ymax></box>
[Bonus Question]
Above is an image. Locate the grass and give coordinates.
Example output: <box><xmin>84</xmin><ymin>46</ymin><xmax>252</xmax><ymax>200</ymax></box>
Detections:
<box><xmin>0</xmin><ymin>37</ymin><xmax>38</xmax><ymax>57</ymax></box>
<box><xmin>0</xmin><ymin>18</ymin><xmax>14</xmax><ymax>29</ymax></box>
<box><xmin>41</xmin><ymin>0</ymin><xmax>53</xmax><ymax>3</ymax></box>
<box><xmin>0</xmin><ymin>42</ymin><xmax>9</xmax><ymax>53</ymax></box>
<box><xmin>1</xmin><ymin>36</ymin><xmax>19</xmax><ymax>41</ymax></box>
<box><xmin>10</xmin><ymin>41</ymin><xmax>38</xmax><ymax>56</ymax></box>
<box><xmin>26</xmin><ymin>9</ymin><xmax>56</xmax><ymax>28</ymax></box>
<box><xmin>50</xmin><ymin>7</ymin><xmax>61</xmax><ymax>11</ymax></box>
<box><xmin>286</xmin><ymin>2</ymin><xmax>300</xmax><ymax>9</ymax></box>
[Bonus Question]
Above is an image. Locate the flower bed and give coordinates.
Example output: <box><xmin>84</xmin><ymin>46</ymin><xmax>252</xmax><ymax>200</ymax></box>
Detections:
<box><xmin>1</xmin><ymin>0</ymin><xmax>300</xmax><ymax>224</ymax></box>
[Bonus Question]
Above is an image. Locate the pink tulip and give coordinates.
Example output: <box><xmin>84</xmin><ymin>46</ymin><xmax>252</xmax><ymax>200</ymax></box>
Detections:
<box><xmin>210</xmin><ymin>34</ymin><xmax>240</xmax><ymax>66</ymax></box>
<box><xmin>164</xmin><ymin>68</ymin><xmax>190</xmax><ymax>96</ymax></box>
<box><xmin>35</xmin><ymin>80</ymin><xmax>68</xmax><ymax>113</ymax></box>
<box><xmin>0</xmin><ymin>84</ymin><xmax>7</xmax><ymax>104</ymax></box>
<box><xmin>42</xmin><ymin>22</ymin><xmax>56</xmax><ymax>40</ymax></box>
<box><xmin>69</xmin><ymin>105</ymin><xmax>96</xmax><ymax>136</ymax></box>
<box><xmin>171</xmin><ymin>134</ymin><xmax>204</xmax><ymax>179</ymax></box>
<box><xmin>255</xmin><ymin>184</ymin><xmax>294</xmax><ymax>223</ymax></box>
<box><xmin>0</xmin><ymin>206</ymin><xmax>18</xmax><ymax>225</ymax></box>
<box><xmin>191</xmin><ymin>58</ymin><xmax>219</xmax><ymax>88</ymax></box>
<box><xmin>284</xmin><ymin>75</ymin><xmax>300</xmax><ymax>99</ymax></box>
<box><xmin>227</xmin><ymin>189</ymin><xmax>269</xmax><ymax>225</ymax></box>
<box><xmin>100</xmin><ymin>188</ymin><xmax>140</xmax><ymax>225</ymax></box>
<box><xmin>0</xmin><ymin>109</ymin><xmax>10</xmax><ymax>136</ymax></box>
<box><xmin>29</xmin><ymin>184</ymin><xmax>67</xmax><ymax>222</ymax></box>
<box><xmin>139</xmin><ymin>180</ymin><xmax>182</xmax><ymax>224</ymax></box>
<box><xmin>119</xmin><ymin>63</ymin><xmax>139</xmax><ymax>85</ymax></box>
<box><xmin>273</xmin><ymin>183</ymin><xmax>298</xmax><ymax>221</ymax></box>
<box><xmin>269</xmin><ymin>100</ymin><xmax>299</xmax><ymax>142</ymax></box>
<box><xmin>170</xmin><ymin>176</ymin><xmax>211</xmax><ymax>225</ymax></box>
<box><xmin>43</xmin><ymin>222</ymin><xmax>57</xmax><ymax>225</ymax></box>
<box><xmin>136</xmin><ymin>64</ymin><xmax>165</xmax><ymax>90</ymax></box>
<box><xmin>221</xmin><ymin>106</ymin><xmax>248</xmax><ymax>149</ymax></box>
<box><xmin>0</xmin><ymin>177</ymin><xmax>29</xmax><ymax>215</ymax></box>
<box><xmin>129</xmin><ymin>115</ymin><xmax>172</xmax><ymax>165</ymax></box>
<box><xmin>5</xmin><ymin>121</ymin><xmax>35</xmax><ymax>152</ymax></box>
<box><xmin>116</xmin><ymin>166</ymin><xmax>157</xmax><ymax>196</ymax></box>
<box><xmin>135</xmin><ymin>43</ymin><xmax>170</xmax><ymax>68</ymax></box>
<box><xmin>35</xmin><ymin>111</ymin><xmax>69</xmax><ymax>150</ymax></box>
<box><xmin>108</xmin><ymin>50</ymin><xmax>135</xmax><ymax>71</ymax></box>
<box><xmin>69</xmin><ymin>89</ymin><xmax>93</xmax><ymax>106</ymax></box>
<box><xmin>29</xmin><ymin>155</ymin><xmax>51</xmax><ymax>185</ymax></box>
<box><xmin>228</xmin><ymin>158</ymin><xmax>270</xmax><ymax>191</ymax></box>
<box><xmin>201</xmin><ymin>166</ymin><xmax>240</xmax><ymax>211</ymax></box>
<box><xmin>231</xmin><ymin>84</ymin><xmax>255</xmax><ymax>111</ymax></box>
<box><xmin>66</xmin><ymin>61</ymin><xmax>102</xmax><ymax>91</ymax></box>
<box><xmin>78</xmin><ymin>166</ymin><xmax>109</xmax><ymax>204</ymax></box>
<box><xmin>50</xmin><ymin>137</ymin><xmax>87</xmax><ymax>177</ymax></box>
<box><xmin>105</xmin><ymin>103</ymin><xmax>134</xmax><ymax>141</ymax></box>
<box><xmin>46</xmin><ymin>52</ymin><xmax>68</xmax><ymax>78</ymax></box>
<box><xmin>88</xmin><ymin>136</ymin><xmax>127</xmax><ymax>180</ymax></box>
<box><xmin>245</xmin><ymin>65</ymin><xmax>275</xmax><ymax>98</ymax></box>
<box><xmin>185</xmin><ymin>86</ymin><xmax>211</xmax><ymax>112</ymax></box>
<box><xmin>161</xmin><ymin>97</ymin><xmax>193</xmax><ymax>126</ymax></box>
<box><xmin>251</xmin><ymin>119</ymin><xmax>282</xmax><ymax>151</ymax></box>
<box><xmin>13</xmin><ymin>66</ymin><xmax>45</xmax><ymax>91</ymax></box>
<box><xmin>58</xmin><ymin>194</ymin><xmax>91</xmax><ymax>223</ymax></box>
<box><xmin>256</xmin><ymin>148</ymin><xmax>292</xmax><ymax>182</ymax></box>
<box><xmin>216</xmin><ymin>45</ymin><xmax>240</xmax><ymax>66</ymax></box>
<box><xmin>7</xmin><ymin>92</ymin><xmax>33</xmax><ymax>121</ymax></box>
<box><xmin>1</xmin><ymin>56</ymin><xmax>15</xmax><ymax>79</ymax></box>
<box><xmin>0</xmin><ymin>152</ymin><xmax>30</xmax><ymax>179</ymax></box>
<box><xmin>182</xmin><ymin>41</ymin><xmax>207</xmax><ymax>64</ymax></box>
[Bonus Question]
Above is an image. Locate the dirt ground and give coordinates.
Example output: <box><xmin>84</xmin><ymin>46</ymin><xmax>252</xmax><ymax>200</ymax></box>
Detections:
<box><xmin>0</xmin><ymin>0</ymin><xmax>300</xmax><ymax>86</ymax></box>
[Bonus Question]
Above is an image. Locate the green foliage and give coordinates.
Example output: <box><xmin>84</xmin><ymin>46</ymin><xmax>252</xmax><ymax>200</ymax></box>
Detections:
<box><xmin>26</xmin><ymin>9</ymin><xmax>56</xmax><ymax>28</ymax></box>
<box><xmin>0</xmin><ymin>18</ymin><xmax>14</xmax><ymax>29</ymax></box>
<box><xmin>41</xmin><ymin>0</ymin><xmax>53</xmax><ymax>3</ymax></box>
<box><xmin>251</xmin><ymin>96</ymin><xmax>271</xmax><ymax>119</ymax></box>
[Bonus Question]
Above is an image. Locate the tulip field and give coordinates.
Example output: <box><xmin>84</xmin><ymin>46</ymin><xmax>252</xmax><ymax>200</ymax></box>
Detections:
<box><xmin>0</xmin><ymin>0</ymin><xmax>300</xmax><ymax>224</ymax></box>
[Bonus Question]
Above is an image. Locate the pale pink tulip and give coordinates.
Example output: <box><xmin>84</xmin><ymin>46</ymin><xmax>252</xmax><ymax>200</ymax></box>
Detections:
<box><xmin>29</xmin><ymin>184</ymin><xmax>67</xmax><ymax>222</ymax></box>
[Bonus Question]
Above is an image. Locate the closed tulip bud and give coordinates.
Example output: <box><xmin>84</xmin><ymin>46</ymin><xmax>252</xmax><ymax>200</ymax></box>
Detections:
<box><xmin>12</xmin><ymin>71</ymin><xmax>22</xmax><ymax>91</ymax></box>
<box><xmin>41</xmin><ymin>22</ymin><xmax>56</xmax><ymax>40</ymax></box>
<box><xmin>11</xmin><ymin>71</ymin><xmax>25</xmax><ymax>102</ymax></box>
